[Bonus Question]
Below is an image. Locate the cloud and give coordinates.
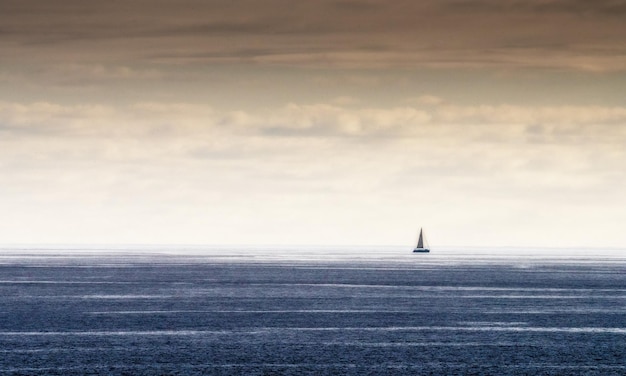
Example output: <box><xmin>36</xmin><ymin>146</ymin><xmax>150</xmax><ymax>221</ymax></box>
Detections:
<box><xmin>1</xmin><ymin>97</ymin><xmax>626</xmax><ymax>245</ymax></box>
<box><xmin>1</xmin><ymin>0</ymin><xmax>624</xmax><ymax>71</ymax></box>
<box><xmin>2</xmin><ymin>99</ymin><xmax>625</xmax><ymax>200</ymax></box>
<box><xmin>49</xmin><ymin>64</ymin><xmax>163</xmax><ymax>84</ymax></box>
<box><xmin>433</xmin><ymin>104</ymin><xmax>626</xmax><ymax>125</ymax></box>
<box><xmin>2</xmin><ymin>99</ymin><xmax>626</xmax><ymax>142</ymax></box>
<box><xmin>407</xmin><ymin>95</ymin><xmax>446</xmax><ymax>106</ymax></box>
<box><xmin>446</xmin><ymin>0</ymin><xmax>626</xmax><ymax>16</ymax></box>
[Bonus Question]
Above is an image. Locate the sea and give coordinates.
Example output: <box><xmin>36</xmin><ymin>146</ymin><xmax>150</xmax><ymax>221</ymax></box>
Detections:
<box><xmin>0</xmin><ymin>246</ymin><xmax>624</xmax><ymax>375</ymax></box>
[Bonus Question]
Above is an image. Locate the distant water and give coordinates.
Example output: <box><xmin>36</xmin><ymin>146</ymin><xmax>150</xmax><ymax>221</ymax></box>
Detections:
<box><xmin>0</xmin><ymin>246</ymin><xmax>624</xmax><ymax>375</ymax></box>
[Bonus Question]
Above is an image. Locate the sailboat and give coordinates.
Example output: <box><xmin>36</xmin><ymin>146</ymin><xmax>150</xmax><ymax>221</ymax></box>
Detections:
<box><xmin>413</xmin><ymin>228</ymin><xmax>430</xmax><ymax>253</ymax></box>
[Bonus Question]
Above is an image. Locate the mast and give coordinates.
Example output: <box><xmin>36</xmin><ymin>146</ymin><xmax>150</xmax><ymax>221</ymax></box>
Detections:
<box><xmin>417</xmin><ymin>228</ymin><xmax>424</xmax><ymax>249</ymax></box>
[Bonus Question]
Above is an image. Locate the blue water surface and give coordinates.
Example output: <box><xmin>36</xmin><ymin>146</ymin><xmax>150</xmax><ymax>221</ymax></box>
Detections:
<box><xmin>0</xmin><ymin>246</ymin><xmax>624</xmax><ymax>375</ymax></box>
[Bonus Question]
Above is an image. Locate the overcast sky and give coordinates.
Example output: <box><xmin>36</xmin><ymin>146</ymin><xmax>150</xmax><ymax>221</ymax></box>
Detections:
<box><xmin>1</xmin><ymin>0</ymin><xmax>625</xmax><ymax>247</ymax></box>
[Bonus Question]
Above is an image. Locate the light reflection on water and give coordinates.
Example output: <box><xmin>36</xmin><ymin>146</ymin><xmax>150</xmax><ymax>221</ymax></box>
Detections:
<box><xmin>0</xmin><ymin>244</ymin><xmax>624</xmax><ymax>265</ymax></box>
<box><xmin>2</xmin><ymin>326</ymin><xmax>626</xmax><ymax>336</ymax></box>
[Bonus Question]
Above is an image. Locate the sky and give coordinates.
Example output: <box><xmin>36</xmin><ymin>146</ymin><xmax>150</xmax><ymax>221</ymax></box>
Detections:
<box><xmin>1</xmin><ymin>0</ymin><xmax>625</xmax><ymax>247</ymax></box>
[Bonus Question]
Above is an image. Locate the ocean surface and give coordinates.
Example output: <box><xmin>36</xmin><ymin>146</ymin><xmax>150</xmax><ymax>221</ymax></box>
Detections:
<box><xmin>0</xmin><ymin>246</ymin><xmax>624</xmax><ymax>375</ymax></box>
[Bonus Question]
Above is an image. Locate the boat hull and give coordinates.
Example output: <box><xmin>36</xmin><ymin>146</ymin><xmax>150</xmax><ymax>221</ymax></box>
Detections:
<box><xmin>413</xmin><ymin>248</ymin><xmax>430</xmax><ymax>253</ymax></box>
